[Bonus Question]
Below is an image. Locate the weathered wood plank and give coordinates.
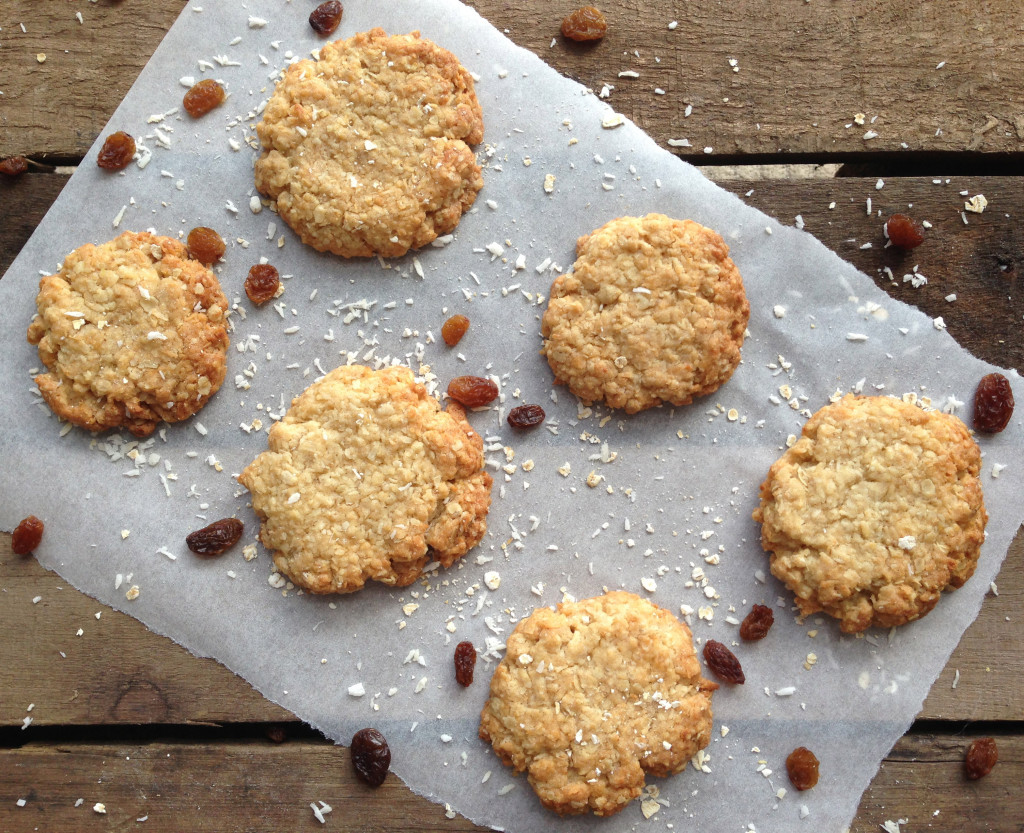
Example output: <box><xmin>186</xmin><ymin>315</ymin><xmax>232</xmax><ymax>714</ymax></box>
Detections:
<box><xmin>727</xmin><ymin>175</ymin><xmax>1024</xmax><ymax>372</ymax></box>
<box><xmin>0</xmin><ymin>1</ymin><xmax>188</xmax><ymax>160</ymax></box>
<box><xmin>2</xmin><ymin>174</ymin><xmax>1022</xmax><ymax>727</ymax></box>
<box><xmin>2</xmin><ymin>1</ymin><xmax>1022</xmax><ymax>160</ymax></box>
<box><xmin>5</xmin><ymin>173</ymin><xmax>1022</xmax><ymax>371</ymax></box>
<box><xmin>922</xmin><ymin>533</ymin><xmax>1024</xmax><ymax>721</ymax></box>
<box><xmin>466</xmin><ymin>0</ymin><xmax>1024</xmax><ymax>159</ymax></box>
<box><xmin>5</xmin><ymin>740</ymin><xmax>486</xmax><ymax>833</ymax></box>
<box><xmin>852</xmin><ymin>733</ymin><xmax>1024</xmax><ymax>833</ymax></box>
<box><xmin>0</xmin><ymin>173</ymin><xmax>65</xmax><ymax>276</ymax></box>
<box><xmin>0</xmin><ymin>521</ymin><xmax>1020</xmax><ymax>728</ymax></box>
<box><xmin>1</xmin><ymin>734</ymin><xmax>1020</xmax><ymax>832</ymax></box>
<box><xmin>0</xmin><ymin>536</ymin><xmax>290</xmax><ymax>727</ymax></box>
<box><xmin>4</xmin><ymin>531</ymin><xmax>1016</xmax><ymax>727</ymax></box>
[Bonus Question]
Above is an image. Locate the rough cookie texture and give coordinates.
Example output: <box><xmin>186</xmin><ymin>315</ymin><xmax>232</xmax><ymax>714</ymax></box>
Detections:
<box><xmin>238</xmin><ymin>365</ymin><xmax>492</xmax><ymax>594</ymax></box>
<box><xmin>479</xmin><ymin>591</ymin><xmax>716</xmax><ymax>816</ymax></box>
<box><xmin>254</xmin><ymin>29</ymin><xmax>484</xmax><ymax>258</ymax></box>
<box><xmin>541</xmin><ymin>214</ymin><xmax>749</xmax><ymax>413</ymax></box>
<box><xmin>26</xmin><ymin>231</ymin><xmax>229</xmax><ymax>437</ymax></box>
<box><xmin>754</xmin><ymin>395</ymin><xmax>987</xmax><ymax>633</ymax></box>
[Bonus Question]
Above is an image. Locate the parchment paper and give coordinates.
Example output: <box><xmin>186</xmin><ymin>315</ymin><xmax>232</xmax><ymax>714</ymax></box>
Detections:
<box><xmin>2</xmin><ymin>2</ymin><xmax>1022</xmax><ymax>831</ymax></box>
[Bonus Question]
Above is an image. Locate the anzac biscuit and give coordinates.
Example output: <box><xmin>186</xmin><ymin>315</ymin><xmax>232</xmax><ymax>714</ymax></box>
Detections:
<box><xmin>238</xmin><ymin>365</ymin><xmax>492</xmax><ymax>594</ymax></box>
<box><xmin>753</xmin><ymin>395</ymin><xmax>987</xmax><ymax>633</ymax></box>
<box><xmin>541</xmin><ymin>214</ymin><xmax>749</xmax><ymax>413</ymax></box>
<box><xmin>254</xmin><ymin>29</ymin><xmax>484</xmax><ymax>258</ymax></box>
<box><xmin>26</xmin><ymin>231</ymin><xmax>229</xmax><ymax>437</ymax></box>
<box><xmin>479</xmin><ymin>591</ymin><xmax>716</xmax><ymax>816</ymax></box>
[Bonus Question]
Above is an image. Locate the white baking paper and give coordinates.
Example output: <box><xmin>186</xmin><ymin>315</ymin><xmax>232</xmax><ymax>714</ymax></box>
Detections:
<box><xmin>1</xmin><ymin>2</ymin><xmax>1022</xmax><ymax>831</ymax></box>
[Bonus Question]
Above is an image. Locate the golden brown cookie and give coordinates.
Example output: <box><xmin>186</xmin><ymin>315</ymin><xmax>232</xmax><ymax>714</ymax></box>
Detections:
<box><xmin>479</xmin><ymin>591</ymin><xmax>716</xmax><ymax>816</ymax></box>
<box><xmin>254</xmin><ymin>29</ymin><xmax>484</xmax><ymax>258</ymax></box>
<box><xmin>26</xmin><ymin>231</ymin><xmax>229</xmax><ymax>437</ymax></box>
<box><xmin>753</xmin><ymin>395</ymin><xmax>987</xmax><ymax>633</ymax></box>
<box><xmin>238</xmin><ymin>365</ymin><xmax>492</xmax><ymax>594</ymax></box>
<box><xmin>540</xmin><ymin>214</ymin><xmax>749</xmax><ymax>413</ymax></box>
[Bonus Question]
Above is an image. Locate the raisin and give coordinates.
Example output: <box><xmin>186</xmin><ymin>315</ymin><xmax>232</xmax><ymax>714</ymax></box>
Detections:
<box><xmin>11</xmin><ymin>516</ymin><xmax>44</xmax><ymax>556</ymax></box>
<box><xmin>447</xmin><ymin>376</ymin><xmax>499</xmax><ymax>408</ymax></box>
<box><xmin>786</xmin><ymin>747</ymin><xmax>820</xmax><ymax>790</ymax></box>
<box><xmin>245</xmin><ymin>263</ymin><xmax>281</xmax><ymax>305</ymax></box>
<box><xmin>454</xmin><ymin>641</ymin><xmax>477</xmax><ymax>687</ymax></box>
<box><xmin>561</xmin><ymin>6</ymin><xmax>608</xmax><ymax>41</ymax></box>
<box><xmin>441</xmin><ymin>314</ymin><xmax>470</xmax><ymax>346</ymax></box>
<box><xmin>885</xmin><ymin>214</ymin><xmax>924</xmax><ymax>249</ymax></box>
<box><xmin>0</xmin><ymin>156</ymin><xmax>30</xmax><ymax>177</ymax></box>
<box><xmin>965</xmin><ymin>737</ymin><xmax>998</xmax><ymax>780</ymax></box>
<box><xmin>702</xmin><ymin>640</ymin><xmax>745</xmax><ymax>684</ymax></box>
<box><xmin>973</xmin><ymin>372</ymin><xmax>1014</xmax><ymax>434</ymax></box>
<box><xmin>187</xmin><ymin>226</ymin><xmax>226</xmax><ymax>266</ymax></box>
<box><xmin>183</xmin><ymin>79</ymin><xmax>226</xmax><ymax>118</ymax></box>
<box><xmin>507</xmin><ymin>404</ymin><xmax>545</xmax><ymax>429</ymax></box>
<box><xmin>96</xmin><ymin>131</ymin><xmax>136</xmax><ymax>170</ymax></box>
<box><xmin>739</xmin><ymin>604</ymin><xmax>774</xmax><ymax>641</ymax></box>
<box><xmin>309</xmin><ymin>0</ymin><xmax>343</xmax><ymax>35</ymax></box>
<box><xmin>186</xmin><ymin>518</ymin><xmax>243</xmax><ymax>556</ymax></box>
<box><xmin>351</xmin><ymin>728</ymin><xmax>391</xmax><ymax>787</ymax></box>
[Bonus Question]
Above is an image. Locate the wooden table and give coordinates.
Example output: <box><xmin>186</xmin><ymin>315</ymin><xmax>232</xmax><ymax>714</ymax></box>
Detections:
<box><xmin>2</xmin><ymin>1</ymin><xmax>1021</xmax><ymax>830</ymax></box>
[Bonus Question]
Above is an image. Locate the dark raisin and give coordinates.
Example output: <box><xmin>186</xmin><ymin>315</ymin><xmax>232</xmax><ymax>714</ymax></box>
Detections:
<box><xmin>561</xmin><ymin>6</ymin><xmax>608</xmax><ymax>41</ymax></box>
<box><xmin>96</xmin><ymin>131</ymin><xmax>136</xmax><ymax>170</ymax></box>
<box><xmin>309</xmin><ymin>1</ymin><xmax>343</xmax><ymax>35</ymax></box>
<box><xmin>702</xmin><ymin>639</ymin><xmax>745</xmax><ymax>684</ymax></box>
<box><xmin>11</xmin><ymin>516</ymin><xmax>45</xmax><ymax>556</ymax></box>
<box><xmin>965</xmin><ymin>737</ymin><xmax>998</xmax><ymax>780</ymax></box>
<box><xmin>183</xmin><ymin>79</ymin><xmax>226</xmax><ymax>118</ymax></box>
<box><xmin>245</xmin><ymin>263</ymin><xmax>281</xmax><ymax>305</ymax></box>
<box><xmin>351</xmin><ymin>728</ymin><xmax>390</xmax><ymax>787</ymax></box>
<box><xmin>786</xmin><ymin>747</ymin><xmax>820</xmax><ymax>790</ymax></box>
<box><xmin>454</xmin><ymin>641</ymin><xmax>477</xmax><ymax>687</ymax></box>
<box><xmin>973</xmin><ymin>372</ymin><xmax>1014</xmax><ymax>434</ymax></box>
<box><xmin>441</xmin><ymin>314</ymin><xmax>470</xmax><ymax>346</ymax></box>
<box><xmin>448</xmin><ymin>376</ymin><xmax>499</xmax><ymax>408</ymax></box>
<box><xmin>186</xmin><ymin>518</ymin><xmax>243</xmax><ymax>556</ymax></box>
<box><xmin>507</xmin><ymin>404</ymin><xmax>545</xmax><ymax>429</ymax></box>
<box><xmin>885</xmin><ymin>214</ymin><xmax>924</xmax><ymax>249</ymax></box>
<box><xmin>187</xmin><ymin>226</ymin><xmax>226</xmax><ymax>266</ymax></box>
<box><xmin>739</xmin><ymin>604</ymin><xmax>774</xmax><ymax>641</ymax></box>
<box><xmin>0</xmin><ymin>156</ymin><xmax>30</xmax><ymax>177</ymax></box>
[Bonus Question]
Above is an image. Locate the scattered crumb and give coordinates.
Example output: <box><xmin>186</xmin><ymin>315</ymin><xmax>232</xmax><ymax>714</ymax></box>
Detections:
<box><xmin>964</xmin><ymin>194</ymin><xmax>987</xmax><ymax>213</ymax></box>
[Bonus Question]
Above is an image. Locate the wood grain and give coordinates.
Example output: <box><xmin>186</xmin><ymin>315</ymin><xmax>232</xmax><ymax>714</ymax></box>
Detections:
<box><xmin>5</xmin><ymin>173</ymin><xmax>1022</xmax><ymax>370</ymax></box>
<box><xmin>2</xmin><ymin>1</ymin><xmax>1022</xmax><ymax>829</ymax></box>
<box><xmin>3</xmin><ymin>173</ymin><xmax>1021</xmax><ymax>727</ymax></box>
<box><xmin>0</xmin><ymin>0</ymin><xmax>188</xmax><ymax>160</ymax></box>
<box><xmin>2</xmin><ymin>529</ymin><xmax>1020</xmax><ymax>728</ymax></box>
<box><xmin>1</xmin><ymin>734</ymin><xmax>1020</xmax><ymax>832</ymax></box>
<box><xmin>1</xmin><ymin>1</ymin><xmax>1022</xmax><ymax>161</ymax></box>
<box><xmin>467</xmin><ymin>0</ymin><xmax>1024</xmax><ymax>158</ymax></box>
<box><xmin>852</xmin><ymin>732</ymin><xmax>1024</xmax><ymax>833</ymax></box>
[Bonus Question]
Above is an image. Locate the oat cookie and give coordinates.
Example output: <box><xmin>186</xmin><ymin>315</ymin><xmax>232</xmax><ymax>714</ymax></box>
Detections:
<box><xmin>26</xmin><ymin>231</ymin><xmax>229</xmax><ymax>437</ymax></box>
<box><xmin>479</xmin><ymin>591</ymin><xmax>716</xmax><ymax>816</ymax></box>
<box><xmin>238</xmin><ymin>365</ymin><xmax>492</xmax><ymax>594</ymax></box>
<box><xmin>753</xmin><ymin>395</ymin><xmax>987</xmax><ymax>633</ymax></box>
<box><xmin>254</xmin><ymin>29</ymin><xmax>484</xmax><ymax>258</ymax></box>
<box><xmin>541</xmin><ymin>214</ymin><xmax>749</xmax><ymax>413</ymax></box>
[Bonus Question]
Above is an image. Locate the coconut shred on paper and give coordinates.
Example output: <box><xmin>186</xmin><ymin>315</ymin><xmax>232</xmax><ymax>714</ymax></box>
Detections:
<box><xmin>1</xmin><ymin>2</ymin><xmax>1023</xmax><ymax>833</ymax></box>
